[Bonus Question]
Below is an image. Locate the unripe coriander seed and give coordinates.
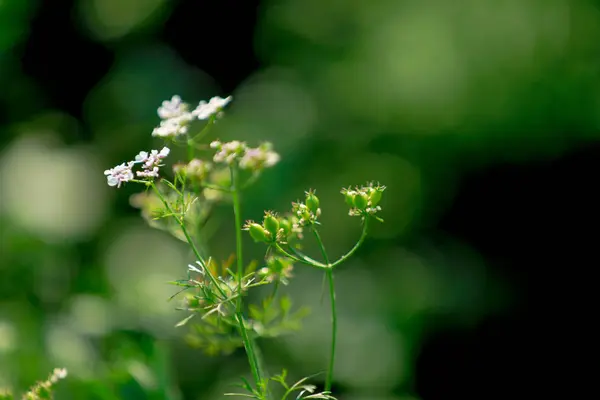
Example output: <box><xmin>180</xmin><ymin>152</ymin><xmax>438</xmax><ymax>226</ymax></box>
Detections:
<box><xmin>263</xmin><ymin>213</ymin><xmax>280</xmax><ymax>237</ymax></box>
<box><xmin>279</xmin><ymin>218</ymin><xmax>292</xmax><ymax>235</ymax></box>
<box><xmin>248</xmin><ymin>223</ymin><xmax>270</xmax><ymax>243</ymax></box>
<box><xmin>353</xmin><ymin>192</ymin><xmax>369</xmax><ymax>210</ymax></box>
<box><xmin>305</xmin><ymin>191</ymin><xmax>320</xmax><ymax>213</ymax></box>
<box><xmin>369</xmin><ymin>187</ymin><xmax>383</xmax><ymax>207</ymax></box>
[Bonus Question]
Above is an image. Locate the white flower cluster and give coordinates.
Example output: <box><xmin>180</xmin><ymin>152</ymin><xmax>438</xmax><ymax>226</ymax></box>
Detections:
<box><xmin>104</xmin><ymin>147</ymin><xmax>170</xmax><ymax>187</ymax></box>
<box><xmin>210</xmin><ymin>140</ymin><xmax>280</xmax><ymax>171</ymax></box>
<box><xmin>135</xmin><ymin>148</ymin><xmax>170</xmax><ymax>178</ymax></box>
<box><xmin>103</xmin><ymin>161</ymin><xmax>135</xmax><ymax>188</ymax></box>
<box><xmin>49</xmin><ymin>368</ymin><xmax>68</xmax><ymax>383</ymax></box>
<box><xmin>152</xmin><ymin>95</ymin><xmax>232</xmax><ymax>138</ymax></box>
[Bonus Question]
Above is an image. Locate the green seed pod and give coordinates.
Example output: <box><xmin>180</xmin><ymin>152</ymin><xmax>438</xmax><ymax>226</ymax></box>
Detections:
<box><xmin>353</xmin><ymin>192</ymin><xmax>369</xmax><ymax>209</ymax></box>
<box><xmin>279</xmin><ymin>217</ymin><xmax>292</xmax><ymax>235</ymax></box>
<box><xmin>369</xmin><ymin>187</ymin><xmax>383</xmax><ymax>207</ymax></box>
<box><xmin>248</xmin><ymin>223</ymin><xmax>270</xmax><ymax>243</ymax></box>
<box><xmin>263</xmin><ymin>213</ymin><xmax>280</xmax><ymax>236</ymax></box>
<box><xmin>305</xmin><ymin>191</ymin><xmax>320</xmax><ymax>213</ymax></box>
<box><xmin>343</xmin><ymin>193</ymin><xmax>354</xmax><ymax>207</ymax></box>
<box><xmin>299</xmin><ymin>205</ymin><xmax>312</xmax><ymax>220</ymax></box>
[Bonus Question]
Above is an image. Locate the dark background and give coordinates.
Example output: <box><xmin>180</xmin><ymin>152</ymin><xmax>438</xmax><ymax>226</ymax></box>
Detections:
<box><xmin>1</xmin><ymin>0</ymin><xmax>597</xmax><ymax>398</ymax></box>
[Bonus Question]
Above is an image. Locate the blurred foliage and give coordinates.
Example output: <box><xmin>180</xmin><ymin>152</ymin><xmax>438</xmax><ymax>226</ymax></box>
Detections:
<box><xmin>1</xmin><ymin>0</ymin><xmax>599</xmax><ymax>398</ymax></box>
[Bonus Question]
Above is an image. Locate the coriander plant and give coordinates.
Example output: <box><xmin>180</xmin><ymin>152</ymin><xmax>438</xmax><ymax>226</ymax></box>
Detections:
<box><xmin>103</xmin><ymin>94</ymin><xmax>385</xmax><ymax>399</ymax></box>
<box><xmin>0</xmin><ymin>368</ymin><xmax>67</xmax><ymax>400</ymax></box>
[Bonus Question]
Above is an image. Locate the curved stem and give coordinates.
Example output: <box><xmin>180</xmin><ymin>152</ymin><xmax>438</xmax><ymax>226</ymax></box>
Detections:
<box><xmin>273</xmin><ymin>244</ymin><xmax>327</xmax><ymax>270</ymax></box>
<box><xmin>231</xmin><ymin>167</ymin><xmax>264</xmax><ymax>393</ymax></box>
<box><xmin>286</xmin><ymin>246</ymin><xmax>327</xmax><ymax>268</ymax></box>
<box><xmin>190</xmin><ymin>115</ymin><xmax>216</xmax><ymax>143</ymax></box>
<box><xmin>329</xmin><ymin>216</ymin><xmax>370</xmax><ymax>269</ymax></box>
<box><xmin>311</xmin><ymin>227</ymin><xmax>335</xmax><ymax>392</ymax></box>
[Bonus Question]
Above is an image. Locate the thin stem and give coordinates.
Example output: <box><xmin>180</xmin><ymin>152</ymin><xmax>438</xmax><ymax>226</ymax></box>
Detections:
<box><xmin>231</xmin><ymin>167</ymin><xmax>264</xmax><ymax>393</ymax></box>
<box><xmin>311</xmin><ymin>227</ymin><xmax>335</xmax><ymax>392</ymax></box>
<box><xmin>329</xmin><ymin>216</ymin><xmax>370</xmax><ymax>269</ymax></box>
<box><xmin>273</xmin><ymin>244</ymin><xmax>327</xmax><ymax>270</ymax></box>
<box><xmin>262</xmin><ymin>280</ymin><xmax>280</xmax><ymax>325</ymax></box>
<box><xmin>286</xmin><ymin>246</ymin><xmax>327</xmax><ymax>268</ymax></box>
<box><xmin>151</xmin><ymin>183</ymin><xmax>226</xmax><ymax>299</ymax></box>
<box><xmin>190</xmin><ymin>115</ymin><xmax>216</xmax><ymax>143</ymax></box>
<box><xmin>187</xmin><ymin>138</ymin><xmax>194</xmax><ymax>160</ymax></box>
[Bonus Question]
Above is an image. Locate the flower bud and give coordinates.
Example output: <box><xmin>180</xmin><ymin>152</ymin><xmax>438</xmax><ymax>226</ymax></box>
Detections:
<box><xmin>369</xmin><ymin>187</ymin><xmax>383</xmax><ymax>207</ymax></box>
<box><xmin>305</xmin><ymin>191</ymin><xmax>320</xmax><ymax>213</ymax></box>
<box><xmin>263</xmin><ymin>212</ymin><xmax>280</xmax><ymax>237</ymax></box>
<box><xmin>353</xmin><ymin>192</ymin><xmax>369</xmax><ymax>210</ymax></box>
<box><xmin>279</xmin><ymin>217</ymin><xmax>292</xmax><ymax>236</ymax></box>
<box><xmin>247</xmin><ymin>223</ymin><xmax>270</xmax><ymax>243</ymax></box>
<box><xmin>341</xmin><ymin>188</ymin><xmax>355</xmax><ymax>207</ymax></box>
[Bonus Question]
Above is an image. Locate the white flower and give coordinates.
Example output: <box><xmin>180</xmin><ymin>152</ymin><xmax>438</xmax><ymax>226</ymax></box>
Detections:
<box><xmin>105</xmin><ymin>147</ymin><xmax>170</xmax><ymax>188</ymax></box>
<box><xmin>158</xmin><ymin>95</ymin><xmax>188</xmax><ymax>119</ymax></box>
<box><xmin>50</xmin><ymin>368</ymin><xmax>68</xmax><ymax>383</ymax></box>
<box><xmin>152</xmin><ymin>113</ymin><xmax>193</xmax><ymax>138</ymax></box>
<box><xmin>213</xmin><ymin>140</ymin><xmax>246</xmax><ymax>164</ymax></box>
<box><xmin>135</xmin><ymin>151</ymin><xmax>148</xmax><ymax>162</ymax></box>
<box><xmin>192</xmin><ymin>96</ymin><xmax>232</xmax><ymax>120</ymax></box>
<box><xmin>135</xmin><ymin>147</ymin><xmax>170</xmax><ymax>179</ymax></box>
<box><xmin>104</xmin><ymin>161</ymin><xmax>134</xmax><ymax>187</ymax></box>
<box><xmin>239</xmin><ymin>142</ymin><xmax>280</xmax><ymax>171</ymax></box>
<box><xmin>136</xmin><ymin>166</ymin><xmax>159</xmax><ymax>178</ymax></box>
<box><xmin>188</xmin><ymin>261</ymin><xmax>204</xmax><ymax>275</ymax></box>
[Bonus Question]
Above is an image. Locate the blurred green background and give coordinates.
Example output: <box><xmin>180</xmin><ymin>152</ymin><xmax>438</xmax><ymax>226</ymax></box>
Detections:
<box><xmin>1</xmin><ymin>0</ymin><xmax>599</xmax><ymax>398</ymax></box>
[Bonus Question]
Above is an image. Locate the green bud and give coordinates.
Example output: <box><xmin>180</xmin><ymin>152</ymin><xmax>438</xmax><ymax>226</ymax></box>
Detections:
<box><xmin>344</xmin><ymin>194</ymin><xmax>354</xmax><ymax>207</ymax></box>
<box><xmin>305</xmin><ymin>191</ymin><xmax>320</xmax><ymax>213</ymax></box>
<box><xmin>341</xmin><ymin>188</ymin><xmax>355</xmax><ymax>207</ymax></box>
<box><xmin>294</xmin><ymin>203</ymin><xmax>311</xmax><ymax>220</ymax></box>
<box><xmin>248</xmin><ymin>223</ymin><xmax>270</xmax><ymax>243</ymax></box>
<box><xmin>353</xmin><ymin>192</ymin><xmax>369</xmax><ymax>210</ymax></box>
<box><xmin>263</xmin><ymin>213</ymin><xmax>280</xmax><ymax>236</ymax></box>
<box><xmin>279</xmin><ymin>218</ymin><xmax>292</xmax><ymax>235</ymax></box>
<box><xmin>369</xmin><ymin>187</ymin><xmax>383</xmax><ymax>207</ymax></box>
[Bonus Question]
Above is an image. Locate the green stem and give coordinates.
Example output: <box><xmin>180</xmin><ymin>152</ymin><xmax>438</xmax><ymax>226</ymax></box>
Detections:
<box><xmin>151</xmin><ymin>183</ymin><xmax>226</xmax><ymax>299</ymax></box>
<box><xmin>190</xmin><ymin>115</ymin><xmax>216</xmax><ymax>143</ymax></box>
<box><xmin>187</xmin><ymin>138</ymin><xmax>194</xmax><ymax>160</ymax></box>
<box><xmin>230</xmin><ymin>167</ymin><xmax>264</xmax><ymax>394</ymax></box>
<box><xmin>329</xmin><ymin>216</ymin><xmax>370</xmax><ymax>269</ymax></box>
<box><xmin>273</xmin><ymin>244</ymin><xmax>327</xmax><ymax>269</ymax></box>
<box><xmin>286</xmin><ymin>246</ymin><xmax>327</xmax><ymax>268</ymax></box>
<box><xmin>311</xmin><ymin>227</ymin><xmax>335</xmax><ymax>392</ymax></box>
